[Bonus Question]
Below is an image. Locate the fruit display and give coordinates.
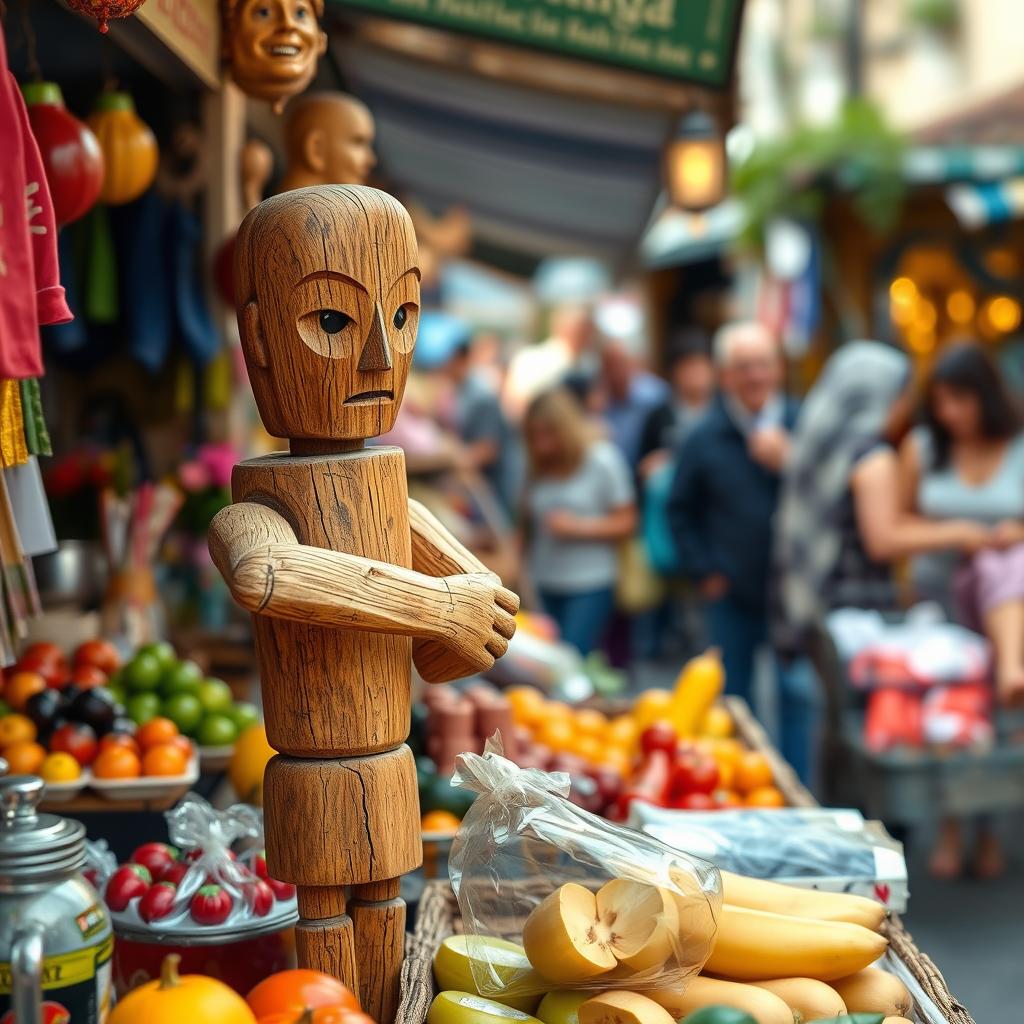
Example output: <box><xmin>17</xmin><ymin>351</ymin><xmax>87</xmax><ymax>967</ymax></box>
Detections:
<box><xmin>0</xmin><ymin>641</ymin><xmax>199</xmax><ymax>797</ymax></box>
<box><xmin>115</xmin><ymin>641</ymin><xmax>259</xmax><ymax>751</ymax></box>
<box><xmin>430</xmin><ymin>869</ymin><xmax>907</xmax><ymax>1024</ymax></box>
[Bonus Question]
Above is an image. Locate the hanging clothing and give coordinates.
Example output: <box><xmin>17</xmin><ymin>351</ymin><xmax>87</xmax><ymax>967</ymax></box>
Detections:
<box><xmin>0</xmin><ymin>48</ymin><xmax>71</xmax><ymax>377</ymax></box>
<box><xmin>0</xmin><ymin>380</ymin><xmax>28</xmax><ymax>467</ymax></box>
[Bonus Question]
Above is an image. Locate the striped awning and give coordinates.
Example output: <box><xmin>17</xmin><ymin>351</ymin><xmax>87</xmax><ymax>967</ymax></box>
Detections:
<box><xmin>333</xmin><ymin>40</ymin><xmax>676</xmax><ymax>267</ymax></box>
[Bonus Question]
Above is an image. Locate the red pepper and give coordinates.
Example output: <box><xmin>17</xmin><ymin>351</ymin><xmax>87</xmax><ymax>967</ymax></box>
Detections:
<box><xmin>616</xmin><ymin>749</ymin><xmax>671</xmax><ymax>817</ymax></box>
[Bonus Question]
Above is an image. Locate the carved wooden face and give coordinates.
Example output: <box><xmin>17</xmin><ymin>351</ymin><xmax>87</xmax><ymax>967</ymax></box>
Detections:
<box><xmin>235</xmin><ymin>186</ymin><xmax>421</xmax><ymax>441</ymax></box>
<box><xmin>227</xmin><ymin>0</ymin><xmax>327</xmax><ymax>109</ymax></box>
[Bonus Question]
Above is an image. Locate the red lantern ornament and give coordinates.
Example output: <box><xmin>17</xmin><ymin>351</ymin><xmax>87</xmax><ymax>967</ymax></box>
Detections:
<box><xmin>65</xmin><ymin>0</ymin><xmax>147</xmax><ymax>33</ymax></box>
<box><xmin>22</xmin><ymin>82</ymin><xmax>104</xmax><ymax>227</ymax></box>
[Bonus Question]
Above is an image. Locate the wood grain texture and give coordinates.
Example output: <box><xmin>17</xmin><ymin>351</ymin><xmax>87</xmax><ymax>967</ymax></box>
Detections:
<box><xmin>295</xmin><ymin>913</ymin><xmax>360</xmax><ymax>996</ymax></box>
<box><xmin>234</xmin><ymin>185</ymin><xmax>420</xmax><ymax>443</ymax></box>
<box><xmin>263</xmin><ymin>747</ymin><xmax>422</xmax><ymax>885</ymax></box>
<box><xmin>350</xmin><ymin>885</ymin><xmax>406</xmax><ymax>1024</ymax></box>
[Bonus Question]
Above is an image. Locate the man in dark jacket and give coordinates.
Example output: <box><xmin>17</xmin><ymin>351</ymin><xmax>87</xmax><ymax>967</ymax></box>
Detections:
<box><xmin>669</xmin><ymin>321</ymin><xmax>813</xmax><ymax>774</ymax></box>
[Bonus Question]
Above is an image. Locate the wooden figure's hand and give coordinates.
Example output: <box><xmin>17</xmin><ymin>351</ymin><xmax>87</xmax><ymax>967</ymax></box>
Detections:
<box><xmin>415</xmin><ymin>572</ymin><xmax>519</xmax><ymax>683</ymax></box>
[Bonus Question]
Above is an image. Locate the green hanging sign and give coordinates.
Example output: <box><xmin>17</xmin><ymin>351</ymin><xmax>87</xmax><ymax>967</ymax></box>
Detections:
<box><xmin>332</xmin><ymin>0</ymin><xmax>745</xmax><ymax>88</ymax></box>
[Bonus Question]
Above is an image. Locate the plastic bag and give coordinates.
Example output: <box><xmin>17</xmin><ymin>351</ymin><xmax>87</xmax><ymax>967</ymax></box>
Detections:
<box><xmin>448</xmin><ymin>736</ymin><xmax>721</xmax><ymax>999</ymax></box>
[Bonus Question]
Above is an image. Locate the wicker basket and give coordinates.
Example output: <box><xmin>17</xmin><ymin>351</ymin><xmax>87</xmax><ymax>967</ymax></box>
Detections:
<box><xmin>396</xmin><ymin>881</ymin><xmax>975</xmax><ymax>1024</ymax></box>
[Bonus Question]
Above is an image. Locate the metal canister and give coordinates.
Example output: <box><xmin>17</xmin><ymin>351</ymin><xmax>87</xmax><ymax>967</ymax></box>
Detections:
<box><xmin>0</xmin><ymin>775</ymin><xmax>113</xmax><ymax>1024</ymax></box>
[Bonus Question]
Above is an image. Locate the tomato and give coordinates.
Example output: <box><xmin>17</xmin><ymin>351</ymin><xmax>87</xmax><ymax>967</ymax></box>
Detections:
<box><xmin>266</xmin><ymin>877</ymin><xmax>296</xmax><ymax>901</ymax></box>
<box><xmin>139</xmin><ymin>881</ymin><xmax>178</xmax><ymax>923</ymax></box>
<box><xmin>132</xmin><ymin>843</ymin><xmax>180</xmax><ymax>878</ymax></box>
<box><xmin>190</xmin><ymin>884</ymin><xmax>234</xmax><ymax>925</ymax></box>
<box><xmin>669</xmin><ymin>754</ymin><xmax>720</xmax><ymax>797</ymax></box>
<box><xmin>250</xmin><ymin>878</ymin><xmax>274</xmax><ymax>917</ymax></box>
<box><xmin>246</xmin><ymin>970</ymin><xmax>360</xmax><ymax>1019</ymax></box>
<box><xmin>671</xmin><ymin>791</ymin><xmax>718</xmax><ymax>811</ymax></box>
<box><xmin>50</xmin><ymin>722</ymin><xmax>99</xmax><ymax>767</ymax></box>
<box><xmin>258</xmin><ymin>1010</ymin><xmax>366</xmax><ymax>1024</ymax></box>
<box><xmin>93</xmin><ymin>745</ymin><xmax>142</xmax><ymax>779</ymax></box>
<box><xmin>71</xmin><ymin>664</ymin><xmax>108</xmax><ymax>690</ymax></box>
<box><xmin>160</xmin><ymin>860</ymin><xmax>190</xmax><ymax>886</ymax></box>
<box><xmin>137</xmin><ymin>716</ymin><xmax>180</xmax><ymax>750</ymax></box>
<box><xmin>18</xmin><ymin>643</ymin><xmax>68</xmax><ymax>687</ymax></box>
<box><xmin>616</xmin><ymin>749</ymin><xmax>671</xmax><ymax>815</ymax></box>
<box><xmin>639</xmin><ymin>720</ymin><xmax>677</xmax><ymax>756</ymax></box>
<box><xmin>253</xmin><ymin>849</ymin><xmax>269</xmax><ymax>879</ymax></box>
<box><xmin>105</xmin><ymin>864</ymin><xmax>152</xmax><ymax>911</ymax></box>
<box><xmin>99</xmin><ymin>732</ymin><xmax>141</xmax><ymax>757</ymax></box>
<box><xmin>73</xmin><ymin>639</ymin><xmax>121</xmax><ymax>676</ymax></box>
<box><xmin>142</xmin><ymin>742</ymin><xmax>189</xmax><ymax>777</ymax></box>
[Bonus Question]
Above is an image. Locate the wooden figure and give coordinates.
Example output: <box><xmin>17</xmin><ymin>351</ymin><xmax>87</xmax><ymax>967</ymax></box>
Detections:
<box><xmin>222</xmin><ymin>0</ymin><xmax>327</xmax><ymax>113</ymax></box>
<box><xmin>279</xmin><ymin>93</ymin><xmax>377</xmax><ymax>193</ymax></box>
<box><xmin>209</xmin><ymin>185</ymin><xmax>518</xmax><ymax>1023</ymax></box>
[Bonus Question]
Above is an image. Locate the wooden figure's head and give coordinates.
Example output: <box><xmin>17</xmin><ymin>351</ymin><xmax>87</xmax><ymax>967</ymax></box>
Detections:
<box><xmin>235</xmin><ymin>185</ymin><xmax>420</xmax><ymax>443</ymax></box>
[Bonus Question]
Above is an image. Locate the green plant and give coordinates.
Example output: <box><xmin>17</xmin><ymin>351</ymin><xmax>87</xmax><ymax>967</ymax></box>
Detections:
<box><xmin>731</xmin><ymin>99</ymin><xmax>906</xmax><ymax>250</ymax></box>
<box><xmin>908</xmin><ymin>0</ymin><xmax>958</xmax><ymax>31</ymax></box>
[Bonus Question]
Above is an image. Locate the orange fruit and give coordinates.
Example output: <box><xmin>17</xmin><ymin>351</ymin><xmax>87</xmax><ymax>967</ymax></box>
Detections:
<box><xmin>40</xmin><ymin>751</ymin><xmax>81</xmax><ymax>782</ymax></box>
<box><xmin>0</xmin><ymin>713</ymin><xmax>37</xmax><ymax>748</ymax></box>
<box><xmin>506</xmin><ymin>687</ymin><xmax>546</xmax><ymax>726</ymax></box>
<box><xmin>229</xmin><ymin>724</ymin><xmax>275</xmax><ymax>805</ymax></box>
<box><xmin>544</xmin><ymin>701</ymin><xmax>574</xmax><ymax>721</ymax></box>
<box><xmin>141</xmin><ymin>742</ymin><xmax>189</xmax><ymax>777</ymax></box>
<box><xmin>167</xmin><ymin>735</ymin><xmax>195</xmax><ymax>760</ymax></box>
<box><xmin>605</xmin><ymin>715</ymin><xmax>638</xmax><ymax>748</ymax></box>
<box><xmin>136</xmin><ymin>716</ymin><xmax>180</xmax><ymax>750</ymax></box>
<box><xmin>4</xmin><ymin>672</ymin><xmax>46</xmax><ymax>711</ymax></box>
<box><xmin>711</xmin><ymin>737</ymin><xmax>744</xmax><ymax>770</ymax></box>
<box><xmin>715</xmin><ymin>759</ymin><xmax>736</xmax><ymax>791</ymax></box>
<box><xmin>596</xmin><ymin>749</ymin><xmax>631</xmax><ymax>776</ymax></box>
<box><xmin>699</xmin><ymin>705</ymin><xmax>734</xmax><ymax>739</ymax></box>
<box><xmin>99</xmin><ymin>733</ymin><xmax>141</xmax><ymax>758</ymax></box>
<box><xmin>574</xmin><ymin>708</ymin><xmax>607</xmax><ymax>738</ymax></box>
<box><xmin>745</xmin><ymin>785</ymin><xmax>785</xmax><ymax>808</ymax></box>
<box><xmin>93</xmin><ymin>745</ymin><xmax>142</xmax><ymax>780</ymax></box>
<box><xmin>536</xmin><ymin>717</ymin><xmax>575</xmax><ymax>752</ymax></box>
<box><xmin>421</xmin><ymin>809</ymin><xmax>461</xmax><ymax>834</ymax></box>
<box><xmin>715</xmin><ymin>789</ymin><xmax>743</xmax><ymax>808</ymax></box>
<box><xmin>4</xmin><ymin>740</ymin><xmax>46</xmax><ymax>774</ymax></box>
<box><xmin>572</xmin><ymin>735</ymin><xmax>604</xmax><ymax>763</ymax></box>
<box><xmin>735</xmin><ymin>751</ymin><xmax>774</xmax><ymax>794</ymax></box>
<box><xmin>632</xmin><ymin>689</ymin><xmax>673</xmax><ymax>729</ymax></box>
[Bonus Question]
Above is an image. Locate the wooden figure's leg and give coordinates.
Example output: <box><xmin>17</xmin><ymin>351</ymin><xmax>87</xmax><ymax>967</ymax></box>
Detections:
<box><xmin>349</xmin><ymin>878</ymin><xmax>405</xmax><ymax>1023</ymax></box>
<box><xmin>295</xmin><ymin>887</ymin><xmax>360</xmax><ymax>994</ymax></box>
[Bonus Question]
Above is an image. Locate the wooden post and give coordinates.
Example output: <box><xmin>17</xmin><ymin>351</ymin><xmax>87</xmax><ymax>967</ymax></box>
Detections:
<box><xmin>209</xmin><ymin>185</ymin><xmax>519</xmax><ymax>1022</ymax></box>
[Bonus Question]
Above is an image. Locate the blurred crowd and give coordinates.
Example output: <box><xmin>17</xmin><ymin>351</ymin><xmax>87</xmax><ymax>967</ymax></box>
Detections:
<box><xmin>381</xmin><ymin>306</ymin><xmax>1024</xmax><ymax>878</ymax></box>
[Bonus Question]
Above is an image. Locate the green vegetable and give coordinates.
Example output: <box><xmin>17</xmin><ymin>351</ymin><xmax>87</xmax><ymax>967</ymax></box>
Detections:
<box><xmin>421</xmin><ymin>772</ymin><xmax>475</xmax><ymax>816</ymax></box>
<box><xmin>684</xmin><ymin>1008</ymin><xmax>756</xmax><ymax>1024</ymax></box>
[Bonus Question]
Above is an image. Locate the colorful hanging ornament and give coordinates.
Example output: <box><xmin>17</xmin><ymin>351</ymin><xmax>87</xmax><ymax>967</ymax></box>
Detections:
<box><xmin>87</xmin><ymin>91</ymin><xmax>158</xmax><ymax>205</ymax></box>
<box><xmin>65</xmin><ymin>0</ymin><xmax>147</xmax><ymax>33</ymax></box>
<box><xmin>21</xmin><ymin>82</ymin><xmax>104</xmax><ymax>226</ymax></box>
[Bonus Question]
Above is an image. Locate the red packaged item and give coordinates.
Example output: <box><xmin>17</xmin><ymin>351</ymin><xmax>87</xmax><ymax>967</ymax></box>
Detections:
<box><xmin>864</xmin><ymin>688</ymin><xmax>923</xmax><ymax>752</ymax></box>
<box><xmin>922</xmin><ymin>684</ymin><xmax>993</xmax><ymax>749</ymax></box>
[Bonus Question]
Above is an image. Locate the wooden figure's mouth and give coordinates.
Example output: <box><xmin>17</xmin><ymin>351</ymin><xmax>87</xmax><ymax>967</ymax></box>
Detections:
<box><xmin>344</xmin><ymin>389</ymin><xmax>394</xmax><ymax>404</ymax></box>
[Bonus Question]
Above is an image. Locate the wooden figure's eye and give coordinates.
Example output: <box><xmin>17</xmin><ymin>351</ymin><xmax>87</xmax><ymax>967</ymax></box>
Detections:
<box><xmin>319</xmin><ymin>310</ymin><xmax>352</xmax><ymax>334</ymax></box>
<box><xmin>393</xmin><ymin>307</ymin><xmax>408</xmax><ymax>329</ymax></box>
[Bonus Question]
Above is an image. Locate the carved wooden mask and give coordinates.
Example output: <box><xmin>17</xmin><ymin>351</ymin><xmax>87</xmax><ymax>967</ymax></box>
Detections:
<box><xmin>235</xmin><ymin>185</ymin><xmax>421</xmax><ymax>442</ymax></box>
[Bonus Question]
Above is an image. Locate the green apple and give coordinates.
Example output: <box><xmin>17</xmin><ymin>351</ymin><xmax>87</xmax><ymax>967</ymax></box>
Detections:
<box><xmin>428</xmin><ymin>992</ymin><xmax>542</xmax><ymax>1024</ymax></box>
<box><xmin>126</xmin><ymin>692</ymin><xmax>161</xmax><ymax>725</ymax></box>
<box><xmin>163</xmin><ymin>693</ymin><xmax>204</xmax><ymax>736</ymax></box>
<box><xmin>433</xmin><ymin>936</ymin><xmax>542</xmax><ymax>1013</ymax></box>
<box><xmin>197</xmin><ymin>678</ymin><xmax>233</xmax><ymax>714</ymax></box>
<box><xmin>160</xmin><ymin>659</ymin><xmax>203</xmax><ymax>696</ymax></box>
<box><xmin>137</xmin><ymin>641</ymin><xmax>177</xmax><ymax>673</ymax></box>
<box><xmin>123</xmin><ymin>652</ymin><xmax>162</xmax><ymax>692</ymax></box>
<box><xmin>536</xmin><ymin>992</ymin><xmax>590</xmax><ymax>1024</ymax></box>
<box><xmin>228</xmin><ymin>701</ymin><xmax>260</xmax><ymax>733</ymax></box>
<box><xmin>197</xmin><ymin>713</ymin><xmax>239</xmax><ymax>747</ymax></box>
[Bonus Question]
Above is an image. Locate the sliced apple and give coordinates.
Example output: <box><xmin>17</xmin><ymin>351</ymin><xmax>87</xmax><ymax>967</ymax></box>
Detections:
<box><xmin>522</xmin><ymin>880</ymin><xmax>680</xmax><ymax>985</ymax></box>
<box><xmin>579</xmin><ymin>991</ymin><xmax>676</xmax><ymax>1024</ymax></box>
<box><xmin>434</xmin><ymin>935</ymin><xmax>545</xmax><ymax>1012</ymax></box>
<box><xmin>428</xmin><ymin>991</ymin><xmax>545</xmax><ymax>1024</ymax></box>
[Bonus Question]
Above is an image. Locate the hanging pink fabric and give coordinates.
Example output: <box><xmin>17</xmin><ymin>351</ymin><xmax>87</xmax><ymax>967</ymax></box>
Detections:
<box><xmin>0</xmin><ymin>28</ymin><xmax>72</xmax><ymax>379</ymax></box>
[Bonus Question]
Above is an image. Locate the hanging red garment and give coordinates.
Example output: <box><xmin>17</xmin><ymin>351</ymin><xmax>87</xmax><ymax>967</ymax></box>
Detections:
<box><xmin>0</xmin><ymin>29</ymin><xmax>72</xmax><ymax>379</ymax></box>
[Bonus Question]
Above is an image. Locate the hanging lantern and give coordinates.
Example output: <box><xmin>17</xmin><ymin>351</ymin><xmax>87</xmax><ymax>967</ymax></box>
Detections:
<box><xmin>87</xmin><ymin>92</ymin><xmax>158</xmax><ymax>205</ymax></box>
<box><xmin>664</xmin><ymin>109</ymin><xmax>727</xmax><ymax>213</ymax></box>
<box><xmin>65</xmin><ymin>0</ymin><xmax>147</xmax><ymax>33</ymax></box>
<box><xmin>22</xmin><ymin>82</ymin><xmax>104</xmax><ymax>226</ymax></box>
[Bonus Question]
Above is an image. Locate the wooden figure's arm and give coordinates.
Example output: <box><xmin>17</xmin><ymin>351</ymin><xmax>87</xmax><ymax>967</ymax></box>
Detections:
<box><xmin>210</xmin><ymin>502</ymin><xmax>516</xmax><ymax>674</ymax></box>
<box><xmin>408</xmin><ymin>498</ymin><xmax>520</xmax><ymax>683</ymax></box>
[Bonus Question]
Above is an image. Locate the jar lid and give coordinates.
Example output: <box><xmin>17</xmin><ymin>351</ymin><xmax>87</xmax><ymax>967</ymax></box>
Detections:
<box><xmin>0</xmin><ymin>776</ymin><xmax>85</xmax><ymax>887</ymax></box>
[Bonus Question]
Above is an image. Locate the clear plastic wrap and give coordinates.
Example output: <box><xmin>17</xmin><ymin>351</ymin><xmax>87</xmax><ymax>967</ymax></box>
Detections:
<box><xmin>448</xmin><ymin>736</ymin><xmax>722</xmax><ymax>999</ymax></box>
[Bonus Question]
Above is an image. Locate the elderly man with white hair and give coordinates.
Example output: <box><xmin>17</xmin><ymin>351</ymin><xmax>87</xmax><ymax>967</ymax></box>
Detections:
<box><xmin>668</xmin><ymin>321</ymin><xmax>814</xmax><ymax>779</ymax></box>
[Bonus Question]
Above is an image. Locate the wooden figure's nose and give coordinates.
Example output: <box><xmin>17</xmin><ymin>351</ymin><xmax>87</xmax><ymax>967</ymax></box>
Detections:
<box><xmin>358</xmin><ymin>305</ymin><xmax>392</xmax><ymax>372</ymax></box>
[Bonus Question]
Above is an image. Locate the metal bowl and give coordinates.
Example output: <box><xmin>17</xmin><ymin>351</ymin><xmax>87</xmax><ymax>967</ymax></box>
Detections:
<box><xmin>32</xmin><ymin>541</ymin><xmax>108</xmax><ymax>610</ymax></box>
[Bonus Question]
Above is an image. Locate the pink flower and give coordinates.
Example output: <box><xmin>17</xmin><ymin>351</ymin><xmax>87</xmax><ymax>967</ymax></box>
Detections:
<box><xmin>198</xmin><ymin>443</ymin><xmax>240</xmax><ymax>489</ymax></box>
<box><xmin>178</xmin><ymin>460</ymin><xmax>210</xmax><ymax>493</ymax></box>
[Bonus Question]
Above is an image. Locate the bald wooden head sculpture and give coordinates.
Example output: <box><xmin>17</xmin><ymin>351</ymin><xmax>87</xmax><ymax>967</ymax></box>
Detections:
<box><xmin>210</xmin><ymin>185</ymin><xmax>518</xmax><ymax>1021</ymax></box>
<box><xmin>279</xmin><ymin>93</ymin><xmax>377</xmax><ymax>193</ymax></box>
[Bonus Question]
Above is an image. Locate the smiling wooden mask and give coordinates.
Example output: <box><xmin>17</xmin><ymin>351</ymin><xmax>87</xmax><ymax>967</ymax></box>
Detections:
<box><xmin>223</xmin><ymin>0</ymin><xmax>328</xmax><ymax>113</ymax></box>
<box><xmin>235</xmin><ymin>186</ymin><xmax>421</xmax><ymax>442</ymax></box>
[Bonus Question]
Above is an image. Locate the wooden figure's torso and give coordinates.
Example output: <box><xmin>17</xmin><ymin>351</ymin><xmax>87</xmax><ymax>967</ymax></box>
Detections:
<box><xmin>232</xmin><ymin>446</ymin><xmax>412</xmax><ymax>758</ymax></box>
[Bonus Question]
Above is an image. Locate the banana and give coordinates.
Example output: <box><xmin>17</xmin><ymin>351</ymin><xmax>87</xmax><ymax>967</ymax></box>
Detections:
<box><xmin>833</xmin><ymin>968</ymin><xmax>912</xmax><ymax>1017</ymax></box>
<box><xmin>720</xmin><ymin>871</ymin><xmax>886</xmax><ymax>932</ymax></box>
<box><xmin>646</xmin><ymin>976</ymin><xmax>793</xmax><ymax>1024</ymax></box>
<box><xmin>706</xmin><ymin>904</ymin><xmax>888</xmax><ymax>982</ymax></box>
<box><xmin>751</xmin><ymin>977</ymin><xmax>847</xmax><ymax>1022</ymax></box>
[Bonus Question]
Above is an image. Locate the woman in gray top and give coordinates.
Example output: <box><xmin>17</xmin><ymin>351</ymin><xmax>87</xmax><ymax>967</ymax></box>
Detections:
<box><xmin>899</xmin><ymin>343</ymin><xmax>1024</xmax><ymax>879</ymax></box>
<box><xmin>522</xmin><ymin>388</ymin><xmax>637</xmax><ymax>654</ymax></box>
